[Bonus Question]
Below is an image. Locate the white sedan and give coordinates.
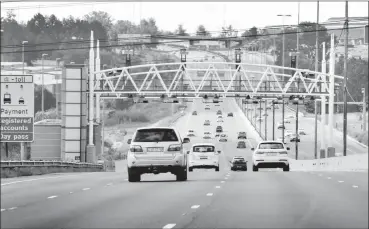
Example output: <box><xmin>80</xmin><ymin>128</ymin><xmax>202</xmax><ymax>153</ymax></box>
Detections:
<box><xmin>251</xmin><ymin>141</ymin><xmax>290</xmax><ymax>171</ymax></box>
<box><xmin>219</xmin><ymin>134</ymin><xmax>228</xmax><ymax>142</ymax></box>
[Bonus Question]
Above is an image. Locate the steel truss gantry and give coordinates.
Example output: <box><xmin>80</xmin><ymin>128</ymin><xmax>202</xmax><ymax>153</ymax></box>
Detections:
<box><xmin>91</xmin><ymin>62</ymin><xmax>343</xmax><ymax>99</ymax></box>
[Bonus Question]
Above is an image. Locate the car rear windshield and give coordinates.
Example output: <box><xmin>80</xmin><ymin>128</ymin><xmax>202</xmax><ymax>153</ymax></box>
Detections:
<box><xmin>193</xmin><ymin>145</ymin><xmax>215</xmax><ymax>152</ymax></box>
<box><xmin>133</xmin><ymin>129</ymin><xmax>179</xmax><ymax>142</ymax></box>
<box><xmin>259</xmin><ymin>143</ymin><xmax>284</xmax><ymax>149</ymax></box>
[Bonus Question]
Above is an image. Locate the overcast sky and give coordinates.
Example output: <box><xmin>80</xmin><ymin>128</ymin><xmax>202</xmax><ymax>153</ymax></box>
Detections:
<box><xmin>1</xmin><ymin>2</ymin><xmax>368</xmax><ymax>33</ymax></box>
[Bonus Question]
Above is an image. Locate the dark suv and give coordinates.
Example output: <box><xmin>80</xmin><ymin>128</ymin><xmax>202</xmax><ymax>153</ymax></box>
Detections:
<box><xmin>237</xmin><ymin>132</ymin><xmax>247</xmax><ymax>139</ymax></box>
<box><xmin>216</xmin><ymin>126</ymin><xmax>223</xmax><ymax>133</ymax></box>
<box><xmin>227</xmin><ymin>112</ymin><xmax>233</xmax><ymax>117</ymax></box>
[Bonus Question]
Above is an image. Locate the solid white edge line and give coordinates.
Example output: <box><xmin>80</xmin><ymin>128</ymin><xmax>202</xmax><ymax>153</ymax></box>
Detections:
<box><xmin>163</xmin><ymin>223</ymin><xmax>176</xmax><ymax>229</ymax></box>
<box><xmin>47</xmin><ymin>195</ymin><xmax>58</xmax><ymax>199</ymax></box>
<box><xmin>1</xmin><ymin>173</ymin><xmax>96</xmax><ymax>186</ymax></box>
<box><xmin>191</xmin><ymin>205</ymin><xmax>200</xmax><ymax>209</ymax></box>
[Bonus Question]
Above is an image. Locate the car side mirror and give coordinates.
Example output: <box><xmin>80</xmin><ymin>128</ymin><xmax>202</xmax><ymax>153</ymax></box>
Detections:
<box><xmin>187</xmin><ymin>151</ymin><xmax>190</xmax><ymax>154</ymax></box>
<box><xmin>287</xmin><ymin>147</ymin><xmax>290</xmax><ymax>150</ymax></box>
<box><xmin>183</xmin><ymin>138</ymin><xmax>190</xmax><ymax>143</ymax></box>
<box><xmin>217</xmin><ymin>150</ymin><xmax>221</xmax><ymax>154</ymax></box>
<box><xmin>251</xmin><ymin>148</ymin><xmax>255</xmax><ymax>151</ymax></box>
<box><xmin>127</xmin><ymin>139</ymin><xmax>132</xmax><ymax>144</ymax></box>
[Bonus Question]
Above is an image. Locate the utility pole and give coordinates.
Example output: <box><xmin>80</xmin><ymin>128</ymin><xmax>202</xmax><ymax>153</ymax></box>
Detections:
<box><xmin>314</xmin><ymin>99</ymin><xmax>318</xmax><ymax>159</ymax></box>
<box><xmin>272</xmin><ymin>101</ymin><xmax>275</xmax><ymax>140</ymax></box>
<box><xmin>282</xmin><ymin>98</ymin><xmax>285</xmax><ymax>143</ymax></box>
<box><xmin>259</xmin><ymin>100</ymin><xmax>262</xmax><ymax>137</ymax></box>
<box><xmin>315</xmin><ymin>1</ymin><xmax>320</xmax><ymax>76</ymax></box>
<box><xmin>363</xmin><ymin>88</ymin><xmax>367</xmax><ymax>131</ymax></box>
<box><xmin>264</xmin><ymin>99</ymin><xmax>267</xmax><ymax>140</ymax></box>
<box><xmin>343</xmin><ymin>1</ymin><xmax>348</xmax><ymax>156</ymax></box>
<box><xmin>296</xmin><ymin>2</ymin><xmax>300</xmax><ymax>68</ymax></box>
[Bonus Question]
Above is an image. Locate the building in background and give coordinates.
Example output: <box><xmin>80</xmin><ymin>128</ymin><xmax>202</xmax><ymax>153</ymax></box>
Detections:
<box><xmin>324</xmin><ymin>17</ymin><xmax>368</xmax><ymax>45</ymax></box>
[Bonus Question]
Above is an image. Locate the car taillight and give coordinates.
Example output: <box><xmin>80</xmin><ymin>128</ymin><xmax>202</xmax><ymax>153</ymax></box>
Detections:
<box><xmin>279</xmin><ymin>151</ymin><xmax>288</xmax><ymax>155</ymax></box>
<box><xmin>168</xmin><ymin>144</ymin><xmax>182</xmax><ymax>152</ymax></box>
<box><xmin>130</xmin><ymin>145</ymin><xmax>143</xmax><ymax>153</ymax></box>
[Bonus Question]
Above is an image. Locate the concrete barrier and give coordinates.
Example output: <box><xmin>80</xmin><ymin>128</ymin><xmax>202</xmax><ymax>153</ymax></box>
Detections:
<box><xmin>290</xmin><ymin>153</ymin><xmax>368</xmax><ymax>171</ymax></box>
<box><xmin>103</xmin><ymin>160</ymin><xmax>116</xmax><ymax>172</ymax></box>
<box><xmin>1</xmin><ymin>161</ymin><xmax>104</xmax><ymax>178</ymax></box>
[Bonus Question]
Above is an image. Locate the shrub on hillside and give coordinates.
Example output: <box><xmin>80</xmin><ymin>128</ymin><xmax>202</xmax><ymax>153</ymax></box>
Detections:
<box><xmin>35</xmin><ymin>108</ymin><xmax>60</xmax><ymax>122</ymax></box>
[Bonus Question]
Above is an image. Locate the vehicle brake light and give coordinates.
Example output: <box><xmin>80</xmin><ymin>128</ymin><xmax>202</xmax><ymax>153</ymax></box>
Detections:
<box><xmin>168</xmin><ymin>144</ymin><xmax>182</xmax><ymax>152</ymax></box>
<box><xmin>130</xmin><ymin>145</ymin><xmax>144</xmax><ymax>153</ymax></box>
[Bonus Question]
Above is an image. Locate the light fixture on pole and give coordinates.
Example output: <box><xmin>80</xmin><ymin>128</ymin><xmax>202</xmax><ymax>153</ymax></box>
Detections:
<box><xmin>277</xmin><ymin>14</ymin><xmax>292</xmax><ymax>84</ymax></box>
<box><xmin>235</xmin><ymin>48</ymin><xmax>242</xmax><ymax>97</ymax></box>
<box><xmin>41</xmin><ymin>53</ymin><xmax>48</xmax><ymax>113</ymax></box>
<box><xmin>56</xmin><ymin>58</ymin><xmax>61</xmax><ymax>68</ymax></box>
<box><xmin>22</xmin><ymin>41</ymin><xmax>28</xmax><ymax>74</ymax></box>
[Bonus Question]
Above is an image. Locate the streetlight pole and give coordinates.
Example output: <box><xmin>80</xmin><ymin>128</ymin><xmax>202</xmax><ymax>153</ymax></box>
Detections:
<box><xmin>343</xmin><ymin>1</ymin><xmax>348</xmax><ymax>156</ymax></box>
<box><xmin>41</xmin><ymin>53</ymin><xmax>48</xmax><ymax>113</ymax></box>
<box><xmin>22</xmin><ymin>41</ymin><xmax>28</xmax><ymax>74</ymax></box>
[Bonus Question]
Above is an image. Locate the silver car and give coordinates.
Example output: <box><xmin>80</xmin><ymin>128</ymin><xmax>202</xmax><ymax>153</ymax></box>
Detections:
<box><xmin>126</xmin><ymin>127</ymin><xmax>190</xmax><ymax>182</ymax></box>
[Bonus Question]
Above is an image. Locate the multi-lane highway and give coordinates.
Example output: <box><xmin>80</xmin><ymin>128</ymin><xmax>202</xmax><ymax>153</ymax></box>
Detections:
<box><xmin>248</xmin><ymin>103</ymin><xmax>369</xmax><ymax>159</ymax></box>
<box><xmin>1</xmin><ymin>99</ymin><xmax>368</xmax><ymax>228</ymax></box>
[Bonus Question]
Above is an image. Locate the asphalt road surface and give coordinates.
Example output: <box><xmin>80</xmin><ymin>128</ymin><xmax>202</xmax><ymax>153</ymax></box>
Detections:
<box><xmin>1</xmin><ymin>99</ymin><xmax>368</xmax><ymax>229</ymax></box>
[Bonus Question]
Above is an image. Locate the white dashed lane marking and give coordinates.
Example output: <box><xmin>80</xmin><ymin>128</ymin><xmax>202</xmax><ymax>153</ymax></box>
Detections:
<box><xmin>221</xmin><ymin>181</ymin><xmax>225</xmax><ymax>183</ymax></box>
<box><xmin>215</xmin><ymin>186</ymin><xmax>221</xmax><ymax>189</ymax></box>
<box><xmin>206</xmin><ymin>193</ymin><xmax>213</xmax><ymax>196</ymax></box>
<box><xmin>327</xmin><ymin>177</ymin><xmax>332</xmax><ymax>179</ymax></box>
<box><xmin>1</xmin><ymin>209</ymin><xmax>5</xmax><ymax>212</ymax></box>
<box><xmin>191</xmin><ymin>205</ymin><xmax>200</xmax><ymax>209</ymax></box>
<box><xmin>352</xmin><ymin>185</ymin><xmax>359</xmax><ymax>188</ymax></box>
<box><xmin>338</xmin><ymin>181</ymin><xmax>344</xmax><ymax>183</ymax></box>
<box><xmin>47</xmin><ymin>195</ymin><xmax>58</xmax><ymax>199</ymax></box>
<box><xmin>163</xmin><ymin>223</ymin><xmax>176</xmax><ymax>229</ymax></box>
<box><xmin>82</xmin><ymin>188</ymin><xmax>90</xmax><ymax>191</ymax></box>
<box><xmin>69</xmin><ymin>192</ymin><xmax>73</xmax><ymax>194</ymax></box>
<box><xmin>8</xmin><ymin>207</ymin><xmax>17</xmax><ymax>210</ymax></box>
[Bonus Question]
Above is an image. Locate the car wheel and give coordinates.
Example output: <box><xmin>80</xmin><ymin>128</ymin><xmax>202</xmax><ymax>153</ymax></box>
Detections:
<box><xmin>176</xmin><ymin>168</ymin><xmax>187</xmax><ymax>181</ymax></box>
<box><xmin>215</xmin><ymin>166</ymin><xmax>220</xmax><ymax>172</ymax></box>
<box><xmin>283</xmin><ymin>165</ymin><xmax>290</xmax><ymax>172</ymax></box>
<box><xmin>128</xmin><ymin>168</ymin><xmax>141</xmax><ymax>182</ymax></box>
<box><xmin>252</xmin><ymin>164</ymin><xmax>258</xmax><ymax>172</ymax></box>
<box><xmin>189</xmin><ymin>167</ymin><xmax>193</xmax><ymax>172</ymax></box>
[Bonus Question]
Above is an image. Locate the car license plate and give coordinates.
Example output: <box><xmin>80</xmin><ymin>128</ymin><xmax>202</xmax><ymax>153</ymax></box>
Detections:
<box><xmin>267</xmin><ymin>153</ymin><xmax>277</xmax><ymax>156</ymax></box>
<box><xmin>147</xmin><ymin>147</ymin><xmax>164</xmax><ymax>152</ymax></box>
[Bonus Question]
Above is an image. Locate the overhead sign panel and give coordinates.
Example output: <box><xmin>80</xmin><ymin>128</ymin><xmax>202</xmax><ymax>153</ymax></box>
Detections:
<box><xmin>0</xmin><ymin>75</ymin><xmax>34</xmax><ymax>142</ymax></box>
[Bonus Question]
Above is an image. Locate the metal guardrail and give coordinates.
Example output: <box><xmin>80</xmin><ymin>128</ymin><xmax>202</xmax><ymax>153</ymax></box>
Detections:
<box><xmin>0</xmin><ymin>160</ymin><xmax>104</xmax><ymax>168</ymax></box>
